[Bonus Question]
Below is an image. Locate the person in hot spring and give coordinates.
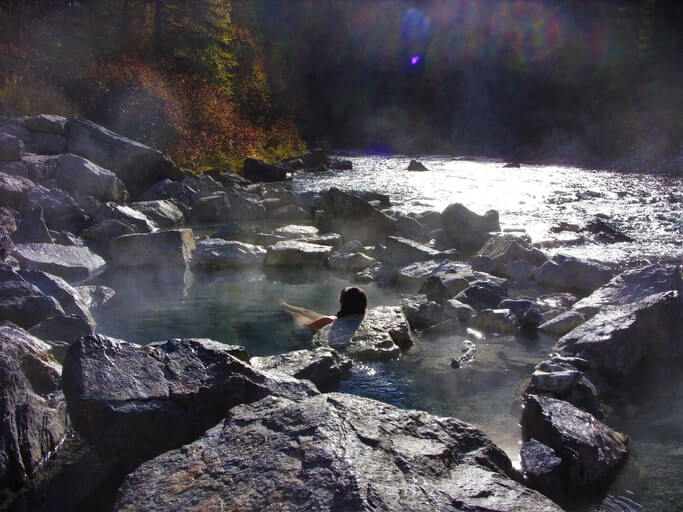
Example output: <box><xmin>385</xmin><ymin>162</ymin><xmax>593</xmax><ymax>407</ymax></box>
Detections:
<box><xmin>280</xmin><ymin>286</ymin><xmax>367</xmax><ymax>333</ymax></box>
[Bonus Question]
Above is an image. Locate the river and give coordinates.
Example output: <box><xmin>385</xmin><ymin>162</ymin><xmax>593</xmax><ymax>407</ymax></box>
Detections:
<box><xmin>94</xmin><ymin>156</ymin><xmax>681</xmax><ymax>511</ymax></box>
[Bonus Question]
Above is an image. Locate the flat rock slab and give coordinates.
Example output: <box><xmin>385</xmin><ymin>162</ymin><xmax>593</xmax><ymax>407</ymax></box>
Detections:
<box><xmin>535</xmin><ymin>257</ymin><xmax>613</xmax><ymax>293</ymax></box>
<box><xmin>312</xmin><ymin>306</ymin><xmax>414</xmax><ymax>360</ymax></box>
<box><xmin>194</xmin><ymin>239</ymin><xmax>266</xmax><ymax>267</ymax></box>
<box><xmin>115</xmin><ymin>393</ymin><xmax>561</xmax><ymax>512</ymax></box>
<box><xmin>559</xmin><ymin>290</ymin><xmax>682</xmax><ymax>382</ymax></box>
<box><xmin>0</xmin><ymin>325</ymin><xmax>66</xmax><ymax>490</ymax></box>
<box><xmin>62</xmin><ymin>336</ymin><xmax>318</xmax><ymax>469</ymax></box>
<box><xmin>128</xmin><ymin>200</ymin><xmax>185</xmax><ymax>228</ymax></box>
<box><xmin>12</xmin><ymin>243</ymin><xmax>106</xmax><ymax>282</ymax></box>
<box><xmin>265</xmin><ymin>240</ymin><xmax>332</xmax><ymax>266</ymax></box>
<box><xmin>109</xmin><ymin>229</ymin><xmax>195</xmax><ymax>267</ymax></box>
<box><xmin>382</xmin><ymin>235</ymin><xmax>441</xmax><ymax>264</ymax></box>
<box><xmin>522</xmin><ymin>395</ymin><xmax>628</xmax><ymax>488</ymax></box>
<box><xmin>0</xmin><ymin>269</ymin><xmax>65</xmax><ymax>329</ymax></box>
<box><xmin>251</xmin><ymin>347</ymin><xmax>352</xmax><ymax>392</ymax></box>
<box><xmin>571</xmin><ymin>264</ymin><xmax>682</xmax><ymax>318</ymax></box>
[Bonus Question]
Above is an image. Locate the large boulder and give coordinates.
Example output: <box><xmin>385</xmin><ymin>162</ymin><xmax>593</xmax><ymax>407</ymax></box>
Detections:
<box><xmin>407</xmin><ymin>159</ymin><xmax>429</xmax><ymax>171</ymax></box>
<box><xmin>571</xmin><ymin>264</ymin><xmax>682</xmax><ymax>318</ymax></box>
<box><xmin>12</xmin><ymin>243</ymin><xmax>105</xmax><ymax>283</ymax></box>
<box><xmin>242</xmin><ymin>158</ymin><xmax>287</xmax><ymax>182</ymax></box>
<box><xmin>129</xmin><ymin>200</ymin><xmax>185</xmax><ymax>228</ymax></box>
<box><xmin>250</xmin><ymin>347</ymin><xmax>352</xmax><ymax>392</ymax></box>
<box><xmin>328</xmin><ymin>251</ymin><xmax>376</xmax><ymax>271</ymax></box>
<box><xmin>109</xmin><ymin>229</ymin><xmax>196</xmax><ymax>268</ymax></box>
<box><xmin>23</xmin><ymin>114</ymin><xmax>67</xmax><ymax>134</ymax></box>
<box><xmin>31</xmin><ymin>132</ymin><xmax>66</xmax><ymax>155</ymax></box>
<box><xmin>62</xmin><ymin>336</ymin><xmax>318</xmax><ymax>469</ymax></box>
<box><xmin>538</xmin><ymin>310</ymin><xmax>586</xmax><ymax>336</ymax></box>
<box><xmin>521</xmin><ymin>395</ymin><xmax>628</xmax><ymax>488</ymax></box>
<box><xmin>19</xmin><ymin>153</ymin><xmax>60</xmax><ymax>182</ymax></box>
<box><xmin>11</xmin><ymin>204</ymin><xmax>53</xmax><ymax>244</ymax></box>
<box><xmin>193</xmin><ymin>239</ymin><xmax>266</xmax><ymax>267</ymax></box>
<box><xmin>115</xmin><ymin>393</ymin><xmax>562</xmax><ymax>512</ymax></box>
<box><xmin>89</xmin><ymin>202</ymin><xmax>155</xmax><ymax>233</ymax></box>
<box><xmin>441</xmin><ymin>203</ymin><xmax>500</xmax><ymax>252</ymax></box>
<box><xmin>0</xmin><ymin>172</ymin><xmax>34</xmax><ymax>206</ymax></box>
<box><xmin>265</xmin><ymin>240</ymin><xmax>333</xmax><ymax>266</ymax></box>
<box><xmin>558</xmin><ymin>290</ymin><xmax>682</xmax><ymax>384</ymax></box>
<box><xmin>0</xmin><ymin>132</ymin><xmax>23</xmax><ymax>161</ymax></box>
<box><xmin>455</xmin><ymin>280</ymin><xmax>508</xmax><ymax>310</ymax></box>
<box><xmin>53</xmin><ymin>153</ymin><xmax>129</xmax><ymax>202</ymax></box>
<box><xmin>317</xmin><ymin>187</ymin><xmax>396</xmax><ymax>244</ymax></box>
<box><xmin>535</xmin><ymin>256</ymin><xmax>613</xmax><ymax>293</ymax></box>
<box><xmin>0</xmin><ymin>324</ymin><xmax>67</xmax><ymax>490</ymax></box>
<box><xmin>137</xmin><ymin>178</ymin><xmax>195</xmax><ymax>205</ymax></box>
<box><xmin>312</xmin><ymin>306</ymin><xmax>414</xmax><ymax>360</ymax></box>
<box><xmin>66</xmin><ymin>118</ymin><xmax>183</xmax><ymax>197</ymax></box>
<box><xmin>0</xmin><ymin>268</ymin><xmax>65</xmax><ymax>328</ymax></box>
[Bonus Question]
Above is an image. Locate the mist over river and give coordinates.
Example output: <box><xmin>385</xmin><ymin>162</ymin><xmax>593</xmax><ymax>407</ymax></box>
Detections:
<box><xmin>94</xmin><ymin>157</ymin><xmax>682</xmax><ymax>511</ymax></box>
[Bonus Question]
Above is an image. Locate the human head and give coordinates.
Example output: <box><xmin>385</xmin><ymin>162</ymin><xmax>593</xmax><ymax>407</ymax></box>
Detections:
<box><xmin>336</xmin><ymin>286</ymin><xmax>367</xmax><ymax>318</ymax></box>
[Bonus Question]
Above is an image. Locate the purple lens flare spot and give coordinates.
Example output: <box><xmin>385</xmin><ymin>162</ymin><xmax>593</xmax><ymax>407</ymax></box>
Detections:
<box><xmin>410</xmin><ymin>55</ymin><xmax>421</xmax><ymax>66</ymax></box>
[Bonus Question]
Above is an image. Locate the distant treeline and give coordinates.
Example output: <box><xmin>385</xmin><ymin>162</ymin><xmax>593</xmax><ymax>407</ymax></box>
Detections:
<box><xmin>1</xmin><ymin>1</ymin><xmax>680</xmax><ymax>171</ymax></box>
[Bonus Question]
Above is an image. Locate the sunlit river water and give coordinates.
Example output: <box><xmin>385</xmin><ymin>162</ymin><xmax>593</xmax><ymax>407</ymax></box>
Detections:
<box><xmin>93</xmin><ymin>157</ymin><xmax>681</xmax><ymax>511</ymax></box>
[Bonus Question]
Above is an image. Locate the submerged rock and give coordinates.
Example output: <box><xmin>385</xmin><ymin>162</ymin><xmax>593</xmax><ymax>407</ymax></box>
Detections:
<box><xmin>194</xmin><ymin>238</ymin><xmax>266</xmax><ymax>267</ymax></box>
<box><xmin>407</xmin><ymin>159</ymin><xmax>429</xmax><ymax>171</ymax></box>
<box><xmin>12</xmin><ymin>243</ymin><xmax>106</xmax><ymax>282</ymax></box>
<box><xmin>0</xmin><ymin>324</ymin><xmax>67</xmax><ymax>491</ymax></box>
<box><xmin>521</xmin><ymin>394</ymin><xmax>628</xmax><ymax>488</ymax></box>
<box><xmin>115</xmin><ymin>393</ymin><xmax>561</xmax><ymax>512</ymax></box>
<box><xmin>312</xmin><ymin>306</ymin><xmax>414</xmax><ymax>360</ymax></box>
<box><xmin>251</xmin><ymin>347</ymin><xmax>352</xmax><ymax>392</ymax></box>
<box><xmin>62</xmin><ymin>336</ymin><xmax>318</xmax><ymax>469</ymax></box>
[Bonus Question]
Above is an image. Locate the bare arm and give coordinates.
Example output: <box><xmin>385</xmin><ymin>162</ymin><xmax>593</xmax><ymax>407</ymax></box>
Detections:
<box><xmin>305</xmin><ymin>316</ymin><xmax>336</xmax><ymax>332</ymax></box>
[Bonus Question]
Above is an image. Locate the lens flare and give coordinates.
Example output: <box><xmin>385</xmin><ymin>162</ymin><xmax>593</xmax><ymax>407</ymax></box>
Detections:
<box><xmin>410</xmin><ymin>55</ymin><xmax>421</xmax><ymax>66</ymax></box>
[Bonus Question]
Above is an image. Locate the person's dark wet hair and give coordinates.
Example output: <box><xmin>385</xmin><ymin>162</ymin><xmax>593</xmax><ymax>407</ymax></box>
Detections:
<box><xmin>336</xmin><ymin>286</ymin><xmax>368</xmax><ymax>318</ymax></box>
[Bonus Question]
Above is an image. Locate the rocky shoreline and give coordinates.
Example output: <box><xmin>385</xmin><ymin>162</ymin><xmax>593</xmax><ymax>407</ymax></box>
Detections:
<box><xmin>1</xmin><ymin>115</ymin><xmax>681</xmax><ymax>511</ymax></box>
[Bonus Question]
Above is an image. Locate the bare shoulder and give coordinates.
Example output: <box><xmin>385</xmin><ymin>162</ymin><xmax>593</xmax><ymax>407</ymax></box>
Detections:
<box><xmin>306</xmin><ymin>316</ymin><xmax>336</xmax><ymax>332</ymax></box>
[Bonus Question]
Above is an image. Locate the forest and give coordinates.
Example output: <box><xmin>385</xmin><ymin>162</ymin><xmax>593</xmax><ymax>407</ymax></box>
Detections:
<box><xmin>1</xmin><ymin>0</ymin><xmax>680</xmax><ymax>172</ymax></box>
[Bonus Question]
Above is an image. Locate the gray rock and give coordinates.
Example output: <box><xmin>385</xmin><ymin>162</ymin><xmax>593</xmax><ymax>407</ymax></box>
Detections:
<box><xmin>66</xmin><ymin>118</ymin><xmax>183</xmax><ymax>197</ymax></box>
<box><xmin>19</xmin><ymin>153</ymin><xmax>59</xmax><ymax>182</ymax></box>
<box><xmin>535</xmin><ymin>256</ymin><xmax>613</xmax><ymax>293</ymax></box>
<box><xmin>23</xmin><ymin>114</ymin><xmax>68</xmax><ymax>134</ymax></box>
<box><xmin>80</xmin><ymin>218</ymin><xmax>138</xmax><ymax>244</ymax></box>
<box><xmin>538</xmin><ymin>310</ymin><xmax>586</xmax><ymax>336</ymax></box>
<box><xmin>115</xmin><ymin>392</ymin><xmax>561</xmax><ymax>512</ymax></box>
<box><xmin>11</xmin><ymin>204</ymin><xmax>53</xmax><ymax>244</ymax></box>
<box><xmin>477</xmin><ymin>234</ymin><xmax>546</xmax><ymax>276</ymax></box>
<box><xmin>18</xmin><ymin>269</ymin><xmax>95</xmax><ymax>328</ymax></box>
<box><xmin>191</xmin><ymin>191</ymin><xmax>266</xmax><ymax>222</ymax></box>
<box><xmin>74</xmin><ymin>285</ymin><xmax>115</xmax><ymax>309</ymax></box>
<box><xmin>472</xmin><ymin>309</ymin><xmax>518</xmax><ymax>334</ymax></box>
<box><xmin>402</xmin><ymin>297</ymin><xmax>448</xmax><ymax>330</ymax></box>
<box><xmin>394</xmin><ymin>214</ymin><xmax>429</xmax><ymax>242</ymax></box>
<box><xmin>443</xmin><ymin>299</ymin><xmax>475</xmax><ymax>322</ymax></box>
<box><xmin>273</xmin><ymin>224</ymin><xmax>319</xmax><ymax>239</ymax></box>
<box><xmin>110</xmin><ymin>229</ymin><xmax>196</xmax><ymax>268</ymax></box>
<box><xmin>498</xmin><ymin>299</ymin><xmax>544</xmax><ymax>329</ymax></box>
<box><xmin>456</xmin><ymin>280</ymin><xmax>508</xmax><ymax>310</ymax></box>
<box><xmin>441</xmin><ymin>203</ymin><xmax>500</xmax><ymax>252</ymax></box>
<box><xmin>521</xmin><ymin>395</ymin><xmax>628</xmax><ymax>488</ymax></box>
<box><xmin>0</xmin><ymin>324</ymin><xmax>66</xmax><ymax>490</ymax></box>
<box><xmin>251</xmin><ymin>347</ymin><xmax>352</xmax><ymax>392</ymax></box>
<box><xmin>0</xmin><ymin>270</ymin><xmax>65</xmax><ymax>328</ymax></box>
<box><xmin>194</xmin><ymin>239</ymin><xmax>266</xmax><ymax>267</ymax></box>
<box><xmin>354</xmin><ymin>261</ymin><xmax>398</xmax><ymax>284</ymax></box>
<box><xmin>0</xmin><ymin>172</ymin><xmax>34</xmax><ymax>206</ymax></box>
<box><xmin>316</xmin><ymin>187</ymin><xmax>395</xmax><ymax>244</ymax></box>
<box><xmin>137</xmin><ymin>178</ymin><xmax>195</xmax><ymax>205</ymax></box>
<box><xmin>12</xmin><ymin>243</ymin><xmax>106</xmax><ymax>282</ymax></box>
<box><xmin>129</xmin><ymin>200</ymin><xmax>184</xmax><ymax>227</ymax></box>
<box><xmin>407</xmin><ymin>159</ymin><xmax>429</xmax><ymax>171</ymax></box>
<box><xmin>504</xmin><ymin>260</ymin><xmax>537</xmax><ymax>282</ymax></box>
<box><xmin>265</xmin><ymin>240</ymin><xmax>332</xmax><ymax>266</ymax></box>
<box><xmin>520</xmin><ymin>439</ymin><xmax>563</xmax><ymax>498</ymax></box>
<box><xmin>28</xmin><ymin>314</ymin><xmax>94</xmax><ymax>343</ymax></box>
<box><xmin>269</xmin><ymin>204</ymin><xmax>311</xmax><ymax>222</ymax></box>
<box><xmin>382</xmin><ymin>235</ymin><xmax>441</xmax><ymax>264</ymax></box>
<box><xmin>397</xmin><ymin>259</ymin><xmax>473</xmax><ymax>291</ymax></box>
<box><xmin>53</xmin><ymin>153</ymin><xmax>129</xmax><ymax>202</ymax></box>
<box><xmin>32</xmin><ymin>132</ymin><xmax>66</xmax><ymax>154</ymax></box>
<box><xmin>0</xmin><ymin>132</ymin><xmax>23</xmax><ymax>161</ymax></box>
<box><xmin>0</xmin><ymin>161</ymin><xmax>29</xmax><ymax>178</ymax></box>
<box><xmin>62</xmin><ymin>335</ymin><xmax>318</xmax><ymax>469</ymax></box>
<box><xmin>89</xmin><ymin>202</ymin><xmax>155</xmax><ymax>233</ymax></box>
<box><xmin>242</xmin><ymin>158</ymin><xmax>287</xmax><ymax>182</ymax></box>
<box><xmin>330</xmin><ymin>158</ymin><xmax>353</xmax><ymax>170</ymax></box>
<box><xmin>572</xmin><ymin>264</ymin><xmax>682</xmax><ymax>318</ymax></box>
<box><xmin>327</xmin><ymin>251</ymin><xmax>376</xmax><ymax>271</ymax></box>
<box><xmin>313</xmin><ymin>306</ymin><xmax>414</xmax><ymax>359</ymax></box>
<box><xmin>559</xmin><ymin>290</ymin><xmax>682</xmax><ymax>383</ymax></box>
<box><xmin>25</xmin><ymin>185</ymin><xmax>88</xmax><ymax>233</ymax></box>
